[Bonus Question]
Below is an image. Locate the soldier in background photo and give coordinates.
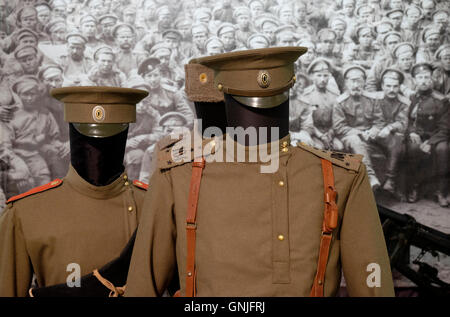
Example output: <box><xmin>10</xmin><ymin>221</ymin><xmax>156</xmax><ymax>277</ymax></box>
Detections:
<box><xmin>333</xmin><ymin>65</ymin><xmax>382</xmax><ymax>190</ymax></box>
<box><xmin>113</xmin><ymin>23</ymin><xmax>140</xmax><ymax>80</ymax></box>
<box><xmin>38</xmin><ymin>63</ymin><xmax>70</xmax><ymax>179</ymax></box>
<box><xmin>302</xmin><ymin>58</ymin><xmax>343</xmax><ymax>151</ymax></box>
<box><xmin>373</xmin><ymin>68</ymin><xmax>410</xmax><ymax>196</ymax></box>
<box><xmin>63</xmin><ymin>32</ymin><xmax>91</xmax><ymax>86</ymax></box>
<box><xmin>84</xmin><ymin>46</ymin><xmax>126</xmax><ymax>86</ymax></box>
<box><xmin>406</xmin><ymin>62</ymin><xmax>449</xmax><ymax>207</ymax></box>
<box><xmin>6</xmin><ymin>76</ymin><xmax>58</xmax><ymax>188</ymax></box>
<box><xmin>137</xmin><ymin>56</ymin><xmax>194</xmax><ymax>125</ymax></box>
<box><xmin>432</xmin><ymin>44</ymin><xmax>450</xmax><ymax>98</ymax></box>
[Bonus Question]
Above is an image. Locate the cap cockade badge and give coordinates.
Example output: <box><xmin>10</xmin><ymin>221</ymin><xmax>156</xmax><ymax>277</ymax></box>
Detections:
<box><xmin>257</xmin><ymin>70</ymin><xmax>271</xmax><ymax>88</ymax></box>
<box><xmin>93</xmin><ymin>105</ymin><xmax>106</xmax><ymax>122</ymax></box>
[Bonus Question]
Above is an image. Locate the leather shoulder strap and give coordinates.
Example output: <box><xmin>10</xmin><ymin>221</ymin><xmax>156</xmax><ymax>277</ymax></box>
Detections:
<box><xmin>185</xmin><ymin>158</ymin><xmax>206</xmax><ymax>297</ymax></box>
<box><xmin>310</xmin><ymin>159</ymin><xmax>338</xmax><ymax>297</ymax></box>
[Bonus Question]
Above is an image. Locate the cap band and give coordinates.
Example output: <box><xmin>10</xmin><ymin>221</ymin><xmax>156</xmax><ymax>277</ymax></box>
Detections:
<box><xmin>214</xmin><ymin>67</ymin><xmax>295</xmax><ymax>97</ymax></box>
<box><xmin>64</xmin><ymin>103</ymin><xmax>136</xmax><ymax>123</ymax></box>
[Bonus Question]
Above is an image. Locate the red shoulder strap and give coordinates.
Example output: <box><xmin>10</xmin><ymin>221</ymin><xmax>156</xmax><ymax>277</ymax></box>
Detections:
<box><xmin>310</xmin><ymin>159</ymin><xmax>338</xmax><ymax>297</ymax></box>
<box><xmin>185</xmin><ymin>158</ymin><xmax>205</xmax><ymax>297</ymax></box>
<box><xmin>7</xmin><ymin>179</ymin><xmax>63</xmax><ymax>203</ymax></box>
<box><xmin>132</xmin><ymin>180</ymin><xmax>149</xmax><ymax>190</ymax></box>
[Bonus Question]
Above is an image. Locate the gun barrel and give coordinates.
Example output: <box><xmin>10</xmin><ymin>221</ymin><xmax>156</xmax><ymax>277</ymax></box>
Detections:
<box><xmin>377</xmin><ymin>204</ymin><xmax>450</xmax><ymax>255</ymax></box>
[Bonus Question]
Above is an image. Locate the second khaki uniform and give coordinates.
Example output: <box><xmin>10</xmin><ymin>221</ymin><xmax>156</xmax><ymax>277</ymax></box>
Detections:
<box><xmin>0</xmin><ymin>165</ymin><xmax>147</xmax><ymax>297</ymax></box>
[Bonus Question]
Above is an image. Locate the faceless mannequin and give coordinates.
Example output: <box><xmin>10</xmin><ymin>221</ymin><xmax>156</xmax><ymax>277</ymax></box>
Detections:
<box><xmin>69</xmin><ymin>123</ymin><xmax>128</xmax><ymax>186</ymax></box>
<box><xmin>224</xmin><ymin>94</ymin><xmax>290</xmax><ymax>146</ymax></box>
<box><xmin>194</xmin><ymin>101</ymin><xmax>228</xmax><ymax>135</ymax></box>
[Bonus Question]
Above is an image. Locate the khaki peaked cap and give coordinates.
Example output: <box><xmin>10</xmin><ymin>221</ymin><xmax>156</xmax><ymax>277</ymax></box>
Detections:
<box><xmin>50</xmin><ymin>86</ymin><xmax>148</xmax><ymax>124</ymax></box>
<box><xmin>190</xmin><ymin>47</ymin><xmax>307</xmax><ymax>97</ymax></box>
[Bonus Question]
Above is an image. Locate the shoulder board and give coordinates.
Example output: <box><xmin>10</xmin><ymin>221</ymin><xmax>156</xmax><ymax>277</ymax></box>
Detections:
<box><xmin>157</xmin><ymin>133</ymin><xmax>184</xmax><ymax>151</ymax></box>
<box><xmin>362</xmin><ymin>91</ymin><xmax>381</xmax><ymax>99</ymax></box>
<box><xmin>296</xmin><ymin>142</ymin><xmax>362</xmax><ymax>172</ymax></box>
<box><xmin>7</xmin><ymin>179</ymin><xmax>63</xmax><ymax>204</ymax></box>
<box><xmin>157</xmin><ymin>136</ymin><xmax>218</xmax><ymax>170</ymax></box>
<box><xmin>302</xmin><ymin>85</ymin><xmax>314</xmax><ymax>95</ymax></box>
<box><xmin>397</xmin><ymin>94</ymin><xmax>411</xmax><ymax>106</ymax></box>
<box><xmin>132</xmin><ymin>180</ymin><xmax>148</xmax><ymax>190</ymax></box>
<box><xmin>431</xmin><ymin>90</ymin><xmax>445</xmax><ymax>101</ymax></box>
<box><xmin>336</xmin><ymin>92</ymin><xmax>350</xmax><ymax>103</ymax></box>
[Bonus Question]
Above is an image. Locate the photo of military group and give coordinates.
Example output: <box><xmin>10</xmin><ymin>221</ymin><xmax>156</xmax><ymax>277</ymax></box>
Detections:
<box><xmin>0</xmin><ymin>0</ymin><xmax>449</xmax><ymax>224</ymax></box>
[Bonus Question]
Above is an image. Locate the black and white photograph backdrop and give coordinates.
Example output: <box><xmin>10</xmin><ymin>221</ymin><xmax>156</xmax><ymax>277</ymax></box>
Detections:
<box><xmin>0</xmin><ymin>0</ymin><xmax>449</xmax><ymax>294</ymax></box>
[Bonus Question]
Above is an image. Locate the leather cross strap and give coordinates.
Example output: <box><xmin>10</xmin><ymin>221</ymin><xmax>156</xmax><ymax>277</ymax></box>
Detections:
<box><xmin>185</xmin><ymin>158</ymin><xmax>206</xmax><ymax>297</ymax></box>
<box><xmin>310</xmin><ymin>158</ymin><xmax>338</xmax><ymax>297</ymax></box>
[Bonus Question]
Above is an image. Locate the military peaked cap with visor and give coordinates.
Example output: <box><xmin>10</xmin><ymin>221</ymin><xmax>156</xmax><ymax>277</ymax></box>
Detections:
<box><xmin>190</xmin><ymin>46</ymin><xmax>307</xmax><ymax>108</ymax></box>
<box><xmin>50</xmin><ymin>86</ymin><xmax>148</xmax><ymax>138</ymax></box>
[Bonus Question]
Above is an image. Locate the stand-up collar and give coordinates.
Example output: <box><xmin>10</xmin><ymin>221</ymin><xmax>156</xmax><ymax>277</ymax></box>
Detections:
<box><xmin>64</xmin><ymin>165</ymin><xmax>129</xmax><ymax>199</ymax></box>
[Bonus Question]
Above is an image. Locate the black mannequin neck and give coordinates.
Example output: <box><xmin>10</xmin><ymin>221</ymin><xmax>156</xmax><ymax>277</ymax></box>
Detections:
<box><xmin>69</xmin><ymin>123</ymin><xmax>127</xmax><ymax>186</ymax></box>
<box><xmin>224</xmin><ymin>93</ymin><xmax>289</xmax><ymax>146</ymax></box>
<box><xmin>194</xmin><ymin>101</ymin><xmax>228</xmax><ymax>135</ymax></box>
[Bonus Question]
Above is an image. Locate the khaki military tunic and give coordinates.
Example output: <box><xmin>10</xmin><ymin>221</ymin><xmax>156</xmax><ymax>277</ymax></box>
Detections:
<box><xmin>0</xmin><ymin>165</ymin><xmax>147</xmax><ymax>297</ymax></box>
<box><xmin>125</xmin><ymin>134</ymin><xmax>394</xmax><ymax>297</ymax></box>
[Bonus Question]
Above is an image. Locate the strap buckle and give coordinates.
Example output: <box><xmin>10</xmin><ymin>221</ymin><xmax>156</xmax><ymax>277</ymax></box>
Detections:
<box><xmin>186</xmin><ymin>222</ymin><xmax>197</xmax><ymax>230</ymax></box>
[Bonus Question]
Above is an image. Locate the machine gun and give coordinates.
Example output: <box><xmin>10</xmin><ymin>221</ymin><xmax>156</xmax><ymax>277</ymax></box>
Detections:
<box><xmin>377</xmin><ymin>204</ymin><xmax>450</xmax><ymax>297</ymax></box>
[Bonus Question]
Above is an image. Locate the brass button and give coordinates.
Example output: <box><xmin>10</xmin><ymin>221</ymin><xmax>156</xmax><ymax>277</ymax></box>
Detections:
<box><xmin>217</xmin><ymin>83</ymin><xmax>223</xmax><ymax>91</ymax></box>
<box><xmin>277</xmin><ymin>234</ymin><xmax>284</xmax><ymax>241</ymax></box>
<box><xmin>199</xmin><ymin>73</ymin><xmax>208</xmax><ymax>83</ymax></box>
<box><xmin>293</xmin><ymin>75</ymin><xmax>296</xmax><ymax>83</ymax></box>
<box><xmin>282</xmin><ymin>141</ymin><xmax>288</xmax><ymax>148</ymax></box>
<box><xmin>123</xmin><ymin>175</ymin><xmax>128</xmax><ymax>180</ymax></box>
<box><xmin>128</xmin><ymin>206</ymin><xmax>133</xmax><ymax>212</ymax></box>
<box><xmin>124</xmin><ymin>181</ymin><xmax>129</xmax><ymax>186</ymax></box>
<box><xmin>278</xmin><ymin>180</ymin><xmax>284</xmax><ymax>187</ymax></box>
<box><xmin>281</xmin><ymin>147</ymin><xmax>288</xmax><ymax>153</ymax></box>
<box><xmin>187</xmin><ymin>271</ymin><xmax>192</xmax><ymax>277</ymax></box>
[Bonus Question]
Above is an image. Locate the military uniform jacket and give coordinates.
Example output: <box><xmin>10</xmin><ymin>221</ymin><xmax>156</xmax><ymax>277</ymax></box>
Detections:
<box><xmin>125</xmin><ymin>135</ymin><xmax>394</xmax><ymax>297</ymax></box>
<box><xmin>301</xmin><ymin>85</ymin><xmax>339</xmax><ymax>133</ymax></box>
<box><xmin>333</xmin><ymin>92</ymin><xmax>383</xmax><ymax>138</ymax></box>
<box><xmin>374</xmin><ymin>94</ymin><xmax>410</xmax><ymax>135</ymax></box>
<box><xmin>0</xmin><ymin>165</ymin><xmax>147</xmax><ymax>296</ymax></box>
<box><xmin>407</xmin><ymin>90</ymin><xmax>449</xmax><ymax>145</ymax></box>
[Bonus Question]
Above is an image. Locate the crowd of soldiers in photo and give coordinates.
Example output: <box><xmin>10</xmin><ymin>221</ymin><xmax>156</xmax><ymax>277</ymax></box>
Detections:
<box><xmin>0</xmin><ymin>0</ymin><xmax>449</xmax><ymax>211</ymax></box>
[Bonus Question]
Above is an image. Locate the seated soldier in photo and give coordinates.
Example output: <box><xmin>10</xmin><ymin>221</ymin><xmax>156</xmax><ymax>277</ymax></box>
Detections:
<box><xmin>301</xmin><ymin>58</ymin><xmax>343</xmax><ymax>151</ymax></box>
<box><xmin>372</xmin><ymin>68</ymin><xmax>410</xmax><ymax>196</ymax></box>
<box><xmin>333</xmin><ymin>65</ymin><xmax>383</xmax><ymax>190</ymax></box>
<box><xmin>7</xmin><ymin>76</ymin><xmax>63</xmax><ymax>187</ymax></box>
<box><xmin>406</xmin><ymin>63</ymin><xmax>449</xmax><ymax>207</ymax></box>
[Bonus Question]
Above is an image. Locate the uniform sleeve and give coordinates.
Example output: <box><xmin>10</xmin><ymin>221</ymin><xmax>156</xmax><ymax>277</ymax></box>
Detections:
<box><xmin>333</xmin><ymin>102</ymin><xmax>358</xmax><ymax>137</ymax></box>
<box><xmin>0</xmin><ymin>205</ymin><xmax>33</xmax><ymax>297</ymax></box>
<box><xmin>429</xmin><ymin>99</ymin><xmax>449</xmax><ymax>146</ymax></box>
<box><xmin>125</xmin><ymin>170</ymin><xmax>177</xmax><ymax>297</ymax></box>
<box><xmin>387</xmin><ymin>103</ymin><xmax>409</xmax><ymax>134</ymax></box>
<box><xmin>340</xmin><ymin>163</ymin><xmax>395</xmax><ymax>297</ymax></box>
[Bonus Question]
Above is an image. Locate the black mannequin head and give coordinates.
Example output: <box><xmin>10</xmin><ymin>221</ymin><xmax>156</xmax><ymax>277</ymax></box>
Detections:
<box><xmin>224</xmin><ymin>93</ymin><xmax>289</xmax><ymax>145</ymax></box>
<box><xmin>69</xmin><ymin>123</ymin><xmax>128</xmax><ymax>186</ymax></box>
<box><xmin>194</xmin><ymin>101</ymin><xmax>228</xmax><ymax>135</ymax></box>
